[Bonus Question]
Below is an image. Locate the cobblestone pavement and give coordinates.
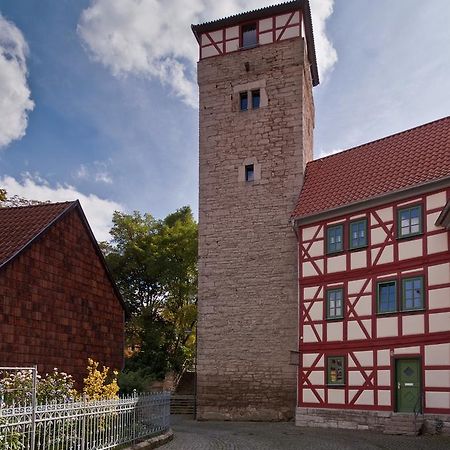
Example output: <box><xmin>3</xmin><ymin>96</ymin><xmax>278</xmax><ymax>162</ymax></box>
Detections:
<box><xmin>164</xmin><ymin>416</ymin><xmax>450</xmax><ymax>450</ymax></box>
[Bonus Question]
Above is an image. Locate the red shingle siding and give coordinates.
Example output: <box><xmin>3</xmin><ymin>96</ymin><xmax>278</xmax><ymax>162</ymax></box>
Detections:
<box><xmin>0</xmin><ymin>207</ymin><xmax>124</xmax><ymax>384</ymax></box>
<box><xmin>293</xmin><ymin>116</ymin><xmax>450</xmax><ymax>219</ymax></box>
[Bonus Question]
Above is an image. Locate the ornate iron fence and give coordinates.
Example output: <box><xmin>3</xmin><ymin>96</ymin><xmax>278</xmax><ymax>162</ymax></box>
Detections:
<box><xmin>0</xmin><ymin>392</ymin><xmax>171</xmax><ymax>450</ymax></box>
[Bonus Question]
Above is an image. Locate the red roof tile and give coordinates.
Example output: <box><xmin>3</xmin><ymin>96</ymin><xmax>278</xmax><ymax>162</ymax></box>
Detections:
<box><xmin>293</xmin><ymin>116</ymin><xmax>450</xmax><ymax>219</ymax></box>
<box><xmin>0</xmin><ymin>201</ymin><xmax>76</xmax><ymax>267</ymax></box>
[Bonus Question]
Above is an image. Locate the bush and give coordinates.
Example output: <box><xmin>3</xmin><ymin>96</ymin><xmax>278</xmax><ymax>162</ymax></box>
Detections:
<box><xmin>118</xmin><ymin>368</ymin><xmax>155</xmax><ymax>395</ymax></box>
<box><xmin>83</xmin><ymin>359</ymin><xmax>119</xmax><ymax>401</ymax></box>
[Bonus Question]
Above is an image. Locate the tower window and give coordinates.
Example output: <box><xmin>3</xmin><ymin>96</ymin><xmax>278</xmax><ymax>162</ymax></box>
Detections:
<box><xmin>240</xmin><ymin>92</ymin><xmax>248</xmax><ymax>111</ymax></box>
<box><xmin>252</xmin><ymin>90</ymin><xmax>260</xmax><ymax>109</ymax></box>
<box><xmin>245</xmin><ymin>164</ymin><xmax>254</xmax><ymax>182</ymax></box>
<box><xmin>242</xmin><ymin>23</ymin><xmax>257</xmax><ymax>48</ymax></box>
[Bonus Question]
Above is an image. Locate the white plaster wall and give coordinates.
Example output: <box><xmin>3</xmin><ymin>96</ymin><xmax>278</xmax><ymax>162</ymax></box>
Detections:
<box><xmin>348</xmin><ymin>371</ymin><xmax>365</xmax><ymax>386</ymax></box>
<box><xmin>258</xmin><ymin>18</ymin><xmax>272</xmax><ymax>32</ymax></box>
<box><xmin>371</xmin><ymin>227</ymin><xmax>387</xmax><ymax>245</ymax></box>
<box><xmin>353</xmin><ymin>351</ymin><xmax>373</xmax><ymax>366</ymax></box>
<box><xmin>425</xmin><ymin>370</ymin><xmax>450</xmax><ymax>388</ymax></box>
<box><xmin>225</xmin><ymin>40</ymin><xmax>239</xmax><ymax>53</ymax></box>
<box><xmin>308</xmin><ymin>240</ymin><xmax>324</xmax><ymax>258</ymax></box>
<box><xmin>225</xmin><ymin>26</ymin><xmax>239</xmax><ymax>39</ymax></box>
<box><xmin>303</xmin><ymin>324</ymin><xmax>322</xmax><ymax>343</ymax></box>
<box><xmin>377</xmin><ymin>349</ymin><xmax>391</xmax><ymax>366</ymax></box>
<box><xmin>426</xmin><ymin>191</ymin><xmax>447</xmax><ymax>210</ymax></box>
<box><xmin>377</xmin><ymin>317</ymin><xmax>398</xmax><ymax>338</ymax></box>
<box><xmin>303</xmin><ymin>286</ymin><xmax>321</xmax><ymax>300</ymax></box>
<box><xmin>348</xmin><ymin>321</ymin><xmax>368</xmax><ymax>340</ymax></box>
<box><xmin>428</xmin><ymin>263</ymin><xmax>450</xmax><ymax>286</ymax></box>
<box><xmin>378</xmin><ymin>390</ymin><xmax>391</xmax><ymax>406</ymax></box>
<box><xmin>429</xmin><ymin>312</ymin><xmax>450</xmax><ymax>333</ymax></box>
<box><xmin>348</xmin><ymin>279</ymin><xmax>368</xmax><ymax>295</ymax></box>
<box><xmin>328</xmin><ymin>389</ymin><xmax>345</xmax><ymax>404</ymax></box>
<box><xmin>308</xmin><ymin>370</ymin><xmax>324</xmax><ymax>385</ymax></box>
<box><xmin>327</xmin><ymin>254</ymin><xmax>346</xmax><ymax>273</ymax></box>
<box><xmin>429</xmin><ymin>287</ymin><xmax>450</xmax><ymax>309</ymax></box>
<box><xmin>259</xmin><ymin>32</ymin><xmax>273</xmax><ymax>45</ymax></box>
<box><xmin>373</xmin><ymin>245</ymin><xmax>394</xmax><ymax>265</ymax></box>
<box><xmin>374</xmin><ymin>207</ymin><xmax>393</xmax><ymax>223</ymax></box>
<box><xmin>427</xmin><ymin>211</ymin><xmax>443</xmax><ymax>232</ymax></box>
<box><xmin>302</xmin><ymin>225</ymin><xmax>319</xmax><ymax>241</ymax></box>
<box><xmin>402</xmin><ymin>314</ymin><xmax>424</xmax><ymax>335</ymax></box>
<box><xmin>327</xmin><ymin>321</ymin><xmax>343</xmax><ymax>341</ymax></box>
<box><xmin>303</xmin><ymin>353</ymin><xmax>322</xmax><ymax>367</ymax></box>
<box><xmin>398</xmin><ymin>240</ymin><xmax>423</xmax><ymax>260</ymax></box>
<box><xmin>276</xmin><ymin>13</ymin><xmax>292</xmax><ymax>27</ymax></box>
<box><xmin>202</xmin><ymin>45</ymin><xmax>220</xmax><ymax>58</ymax></box>
<box><xmin>354</xmin><ymin>295</ymin><xmax>372</xmax><ymax>316</ymax></box>
<box><xmin>425</xmin><ymin>343</ymin><xmax>450</xmax><ymax>365</ymax></box>
<box><xmin>280</xmin><ymin>26</ymin><xmax>300</xmax><ymax>40</ymax></box>
<box><xmin>354</xmin><ymin>390</ymin><xmax>374</xmax><ymax>406</ymax></box>
<box><xmin>394</xmin><ymin>346</ymin><xmax>420</xmax><ymax>355</ymax></box>
<box><xmin>426</xmin><ymin>392</ymin><xmax>450</xmax><ymax>409</ymax></box>
<box><xmin>303</xmin><ymin>389</ymin><xmax>320</xmax><ymax>403</ymax></box>
<box><xmin>308</xmin><ymin>301</ymin><xmax>323</xmax><ymax>321</ymax></box>
<box><xmin>351</xmin><ymin>251</ymin><xmax>367</xmax><ymax>270</ymax></box>
<box><xmin>378</xmin><ymin>370</ymin><xmax>391</xmax><ymax>386</ymax></box>
<box><xmin>302</xmin><ymin>261</ymin><xmax>318</xmax><ymax>277</ymax></box>
<box><xmin>427</xmin><ymin>233</ymin><xmax>448</xmax><ymax>254</ymax></box>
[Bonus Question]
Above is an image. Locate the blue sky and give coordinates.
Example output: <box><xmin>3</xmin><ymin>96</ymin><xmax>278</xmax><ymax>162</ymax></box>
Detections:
<box><xmin>0</xmin><ymin>0</ymin><xmax>449</xmax><ymax>240</ymax></box>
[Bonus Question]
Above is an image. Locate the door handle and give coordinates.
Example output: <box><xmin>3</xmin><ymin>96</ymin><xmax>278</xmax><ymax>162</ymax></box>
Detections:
<box><xmin>397</xmin><ymin>382</ymin><xmax>401</xmax><ymax>390</ymax></box>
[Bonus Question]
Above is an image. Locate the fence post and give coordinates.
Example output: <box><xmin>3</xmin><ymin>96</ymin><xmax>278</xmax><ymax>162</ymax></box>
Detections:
<box><xmin>30</xmin><ymin>366</ymin><xmax>37</xmax><ymax>450</ymax></box>
<box><xmin>81</xmin><ymin>395</ymin><xmax>86</xmax><ymax>450</ymax></box>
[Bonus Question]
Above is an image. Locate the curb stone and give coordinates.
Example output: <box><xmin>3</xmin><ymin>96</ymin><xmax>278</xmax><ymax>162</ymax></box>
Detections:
<box><xmin>121</xmin><ymin>430</ymin><xmax>174</xmax><ymax>449</ymax></box>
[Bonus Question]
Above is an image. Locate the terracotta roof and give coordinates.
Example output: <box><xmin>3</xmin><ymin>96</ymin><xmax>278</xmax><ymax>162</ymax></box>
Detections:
<box><xmin>191</xmin><ymin>0</ymin><xmax>319</xmax><ymax>86</ymax></box>
<box><xmin>293</xmin><ymin>116</ymin><xmax>450</xmax><ymax>220</ymax></box>
<box><xmin>0</xmin><ymin>201</ymin><xmax>76</xmax><ymax>267</ymax></box>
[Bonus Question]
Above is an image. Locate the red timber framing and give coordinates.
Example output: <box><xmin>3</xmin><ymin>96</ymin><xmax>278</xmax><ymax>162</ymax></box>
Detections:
<box><xmin>198</xmin><ymin>9</ymin><xmax>302</xmax><ymax>60</ymax></box>
<box><xmin>297</xmin><ymin>187</ymin><xmax>450</xmax><ymax>414</ymax></box>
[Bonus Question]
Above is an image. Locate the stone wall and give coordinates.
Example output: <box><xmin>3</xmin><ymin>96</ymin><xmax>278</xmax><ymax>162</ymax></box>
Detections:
<box><xmin>197</xmin><ymin>37</ymin><xmax>314</xmax><ymax>420</ymax></box>
<box><xmin>0</xmin><ymin>207</ymin><xmax>124</xmax><ymax>385</ymax></box>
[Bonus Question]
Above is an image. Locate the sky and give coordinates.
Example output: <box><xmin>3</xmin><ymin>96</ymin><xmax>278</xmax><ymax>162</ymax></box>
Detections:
<box><xmin>0</xmin><ymin>0</ymin><xmax>449</xmax><ymax>241</ymax></box>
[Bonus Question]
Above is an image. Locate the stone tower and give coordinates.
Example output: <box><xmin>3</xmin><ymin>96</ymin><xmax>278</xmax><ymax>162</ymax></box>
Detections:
<box><xmin>192</xmin><ymin>0</ymin><xmax>319</xmax><ymax>420</ymax></box>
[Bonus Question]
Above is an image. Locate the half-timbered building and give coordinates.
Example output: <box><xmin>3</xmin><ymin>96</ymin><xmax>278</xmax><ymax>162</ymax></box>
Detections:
<box><xmin>293</xmin><ymin>117</ymin><xmax>450</xmax><ymax>433</ymax></box>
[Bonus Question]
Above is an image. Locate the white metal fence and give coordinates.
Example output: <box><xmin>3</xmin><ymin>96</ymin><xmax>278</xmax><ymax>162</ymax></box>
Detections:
<box><xmin>0</xmin><ymin>393</ymin><xmax>171</xmax><ymax>450</ymax></box>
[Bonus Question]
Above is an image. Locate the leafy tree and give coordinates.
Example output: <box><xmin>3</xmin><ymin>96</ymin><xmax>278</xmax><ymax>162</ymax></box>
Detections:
<box><xmin>104</xmin><ymin>206</ymin><xmax>198</xmax><ymax>385</ymax></box>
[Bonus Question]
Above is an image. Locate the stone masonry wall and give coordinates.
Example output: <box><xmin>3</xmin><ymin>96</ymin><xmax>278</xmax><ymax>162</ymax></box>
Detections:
<box><xmin>0</xmin><ymin>208</ymin><xmax>124</xmax><ymax>385</ymax></box>
<box><xmin>197</xmin><ymin>37</ymin><xmax>314</xmax><ymax>420</ymax></box>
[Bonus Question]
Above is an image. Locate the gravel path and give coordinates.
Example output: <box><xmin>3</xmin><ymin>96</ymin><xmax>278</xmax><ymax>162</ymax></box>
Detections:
<box><xmin>164</xmin><ymin>415</ymin><xmax>450</xmax><ymax>450</ymax></box>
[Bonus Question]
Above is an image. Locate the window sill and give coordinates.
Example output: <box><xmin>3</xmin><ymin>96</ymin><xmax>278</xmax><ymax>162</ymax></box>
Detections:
<box><xmin>239</xmin><ymin>43</ymin><xmax>259</xmax><ymax>51</ymax></box>
<box><xmin>326</xmin><ymin>250</ymin><xmax>344</xmax><ymax>256</ymax></box>
<box><xmin>326</xmin><ymin>317</ymin><xmax>344</xmax><ymax>322</ymax></box>
<box><xmin>327</xmin><ymin>384</ymin><xmax>346</xmax><ymax>388</ymax></box>
<box><xmin>401</xmin><ymin>308</ymin><xmax>426</xmax><ymax>314</ymax></box>
<box><xmin>349</xmin><ymin>245</ymin><xmax>368</xmax><ymax>252</ymax></box>
<box><xmin>376</xmin><ymin>310</ymin><xmax>398</xmax><ymax>316</ymax></box>
<box><xmin>396</xmin><ymin>232</ymin><xmax>423</xmax><ymax>241</ymax></box>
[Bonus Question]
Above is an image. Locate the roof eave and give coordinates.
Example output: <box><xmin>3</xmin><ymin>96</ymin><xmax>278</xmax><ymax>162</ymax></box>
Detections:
<box><xmin>292</xmin><ymin>175</ymin><xmax>450</xmax><ymax>227</ymax></box>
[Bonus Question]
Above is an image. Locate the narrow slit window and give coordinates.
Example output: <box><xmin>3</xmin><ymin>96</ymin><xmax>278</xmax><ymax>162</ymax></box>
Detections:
<box><xmin>245</xmin><ymin>164</ymin><xmax>254</xmax><ymax>182</ymax></box>
<box><xmin>242</xmin><ymin>23</ymin><xmax>257</xmax><ymax>48</ymax></box>
<box><xmin>240</xmin><ymin>92</ymin><xmax>248</xmax><ymax>111</ymax></box>
<box><xmin>252</xmin><ymin>90</ymin><xmax>260</xmax><ymax>109</ymax></box>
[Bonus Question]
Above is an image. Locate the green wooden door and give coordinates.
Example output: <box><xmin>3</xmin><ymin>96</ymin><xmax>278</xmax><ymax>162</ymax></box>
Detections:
<box><xmin>395</xmin><ymin>358</ymin><xmax>421</xmax><ymax>413</ymax></box>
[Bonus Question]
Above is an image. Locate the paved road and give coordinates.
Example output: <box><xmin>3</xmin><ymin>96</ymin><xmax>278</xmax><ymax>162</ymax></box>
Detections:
<box><xmin>164</xmin><ymin>416</ymin><xmax>450</xmax><ymax>450</ymax></box>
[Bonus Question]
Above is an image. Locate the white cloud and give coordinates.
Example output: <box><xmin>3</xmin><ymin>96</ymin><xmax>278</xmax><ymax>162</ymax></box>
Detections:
<box><xmin>78</xmin><ymin>0</ymin><xmax>337</xmax><ymax>107</ymax></box>
<box><xmin>75</xmin><ymin>160</ymin><xmax>113</xmax><ymax>184</ymax></box>
<box><xmin>0</xmin><ymin>173</ymin><xmax>122</xmax><ymax>241</ymax></box>
<box><xmin>0</xmin><ymin>14</ymin><xmax>34</xmax><ymax>148</ymax></box>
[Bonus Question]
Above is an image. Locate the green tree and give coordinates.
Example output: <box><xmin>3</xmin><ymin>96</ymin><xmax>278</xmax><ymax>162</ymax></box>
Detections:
<box><xmin>105</xmin><ymin>206</ymin><xmax>198</xmax><ymax>387</ymax></box>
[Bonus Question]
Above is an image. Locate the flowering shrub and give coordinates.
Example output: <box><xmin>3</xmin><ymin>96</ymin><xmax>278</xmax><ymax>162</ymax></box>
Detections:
<box><xmin>0</xmin><ymin>369</ymin><xmax>77</xmax><ymax>406</ymax></box>
<box><xmin>82</xmin><ymin>359</ymin><xmax>119</xmax><ymax>401</ymax></box>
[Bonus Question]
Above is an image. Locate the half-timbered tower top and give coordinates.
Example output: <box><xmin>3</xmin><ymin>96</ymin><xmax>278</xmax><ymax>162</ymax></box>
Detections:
<box><xmin>192</xmin><ymin>0</ymin><xmax>319</xmax><ymax>86</ymax></box>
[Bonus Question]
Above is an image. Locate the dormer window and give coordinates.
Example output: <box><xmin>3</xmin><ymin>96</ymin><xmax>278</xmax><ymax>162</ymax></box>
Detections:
<box><xmin>242</xmin><ymin>23</ymin><xmax>257</xmax><ymax>48</ymax></box>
